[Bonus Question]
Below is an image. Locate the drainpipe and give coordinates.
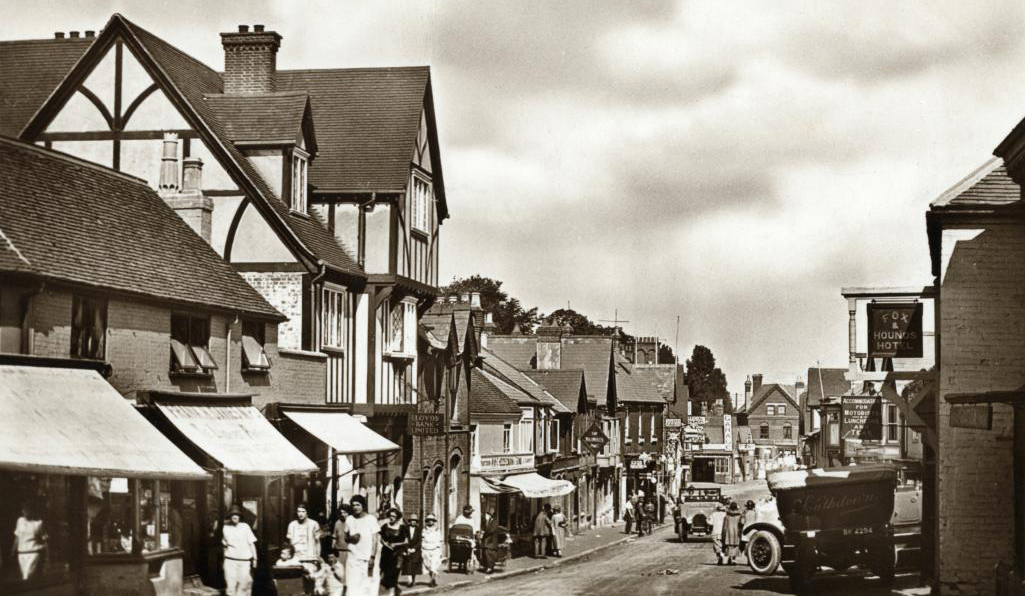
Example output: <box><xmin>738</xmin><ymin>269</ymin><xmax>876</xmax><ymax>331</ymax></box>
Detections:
<box><xmin>225</xmin><ymin>313</ymin><xmax>239</xmax><ymax>392</ymax></box>
<box><xmin>311</xmin><ymin>263</ymin><xmax>328</xmax><ymax>352</ymax></box>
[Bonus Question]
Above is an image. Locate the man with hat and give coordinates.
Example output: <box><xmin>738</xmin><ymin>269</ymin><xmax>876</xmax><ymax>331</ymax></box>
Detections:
<box><xmin>222</xmin><ymin>504</ymin><xmax>258</xmax><ymax>596</ymax></box>
<box><xmin>343</xmin><ymin>495</ymin><xmax>379</xmax><ymax>596</ymax></box>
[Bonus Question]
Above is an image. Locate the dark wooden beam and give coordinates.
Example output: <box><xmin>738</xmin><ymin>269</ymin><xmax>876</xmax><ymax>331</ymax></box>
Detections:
<box><xmin>38</xmin><ymin>129</ymin><xmax>197</xmax><ymax>142</ymax></box>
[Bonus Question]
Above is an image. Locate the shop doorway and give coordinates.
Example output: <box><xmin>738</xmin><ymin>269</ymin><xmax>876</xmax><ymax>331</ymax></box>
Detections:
<box><xmin>692</xmin><ymin>458</ymin><xmax>716</xmax><ymax>483</ymax></box>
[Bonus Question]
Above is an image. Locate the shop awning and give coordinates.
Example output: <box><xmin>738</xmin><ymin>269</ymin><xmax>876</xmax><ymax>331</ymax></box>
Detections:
<box><xmin>157</xmin><ymin>403</ymin><xmax>317</xmax><ymax>475</ymax></box>
<box><xmin>494</xmin><ymin>472</ymin><xmax>575</xmax><ymax>498</ymax></box>
<box><xmin>479</xmin><ymin>476</ymin><xmax>517</xmax><ymax>495</ymax></box>
<box><xmin>0</xmin><ymin>366</ymin><xmax>208</xmax><ymax>479</ymax></box>
<box><xmin>282</xmin><ymin>410</ymin><xmax>399</xmax><ymax>455</ymax></box>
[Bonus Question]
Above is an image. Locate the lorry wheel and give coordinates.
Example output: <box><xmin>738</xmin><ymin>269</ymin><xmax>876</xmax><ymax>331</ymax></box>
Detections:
<box><xmin>746</xmin><ymin>530</ymin><xmax>781</xmax><ymax>575</ymax></box>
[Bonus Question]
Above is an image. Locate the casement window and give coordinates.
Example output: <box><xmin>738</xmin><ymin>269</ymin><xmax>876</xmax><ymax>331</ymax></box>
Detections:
<box><xmin>241</xmin><ymin>320</ymin><xmax>270</xmax><ymax>371</ymax></box>
<box><xmin>650</xmin><ymin>413</ymin><xmax>657</xmax><ymax>444</ymax></box>
<box><xmin>714</xmin><ymin>457</ymin><xmax>729</xmax><ymax>475</ymax></box>
<box><xmin>549</xmin><ymin>418</ymin><xmax>559</xmax><ymax>453</ymax></box>
<box><xmin>766</xmin><ymin>405</ymin><xmax>775</xmax><ymax>416</ymax></box>
<box><xmin>884</xmin><ymin>403</ymin><xmax>900</xmax><ymax>444</ymax></box>
<box><xmin>170</xmin><ymin>314</ymin><xmax>217</xmax><ymax>374</ymax></box>
<box><xmin>384</xmin><ymin>299</ymin><xmax>416</xmax><ymax>356</ymax></box>
<box><xmin>624</xmin><ymin>409</ymin><xmax>632</xmax><ymax>445</ymax></box>
<box><xmin>827</xmin><ymin>411</ymin><xmax>841</xmax><ymax>447</ymax></box>
<box><xmin>519</xmin><ymin>409</ymin><xmax>534</xmax><ymax>452</ymax></box>
<box><xmin>71</xmin><ymin>295</ymin><xmax>107</xmax><ymax>360</ymax></box>
<box><xmin>290</xmin><ymin>151</ymin><xmax>308</xmax><ymax>214</ymax></box>
<box><xmin>410</xmin><ymin>174</ymin><xmax>432</xmax><ymax>232</ymax></box>
<box><xmin>783</xmin><ymin>424</ymin><xmax>793</xmax><ymax>440</ymax></box>
<box><xmin>777</xmin><ymin>404</ymin><xmax>786</xmax><ymax>417</ymax></box>
<box><xmin>502</xmin><ymin>424</ymin><xmax>512</xmax><ymax>454</ymax></box>
<box><xmin>760</xmin><ymin>423</ymin><xmax>770</xmax><ymax>440</ymax></box>
<box><xmin>321</xmin><ymin>286</ymin><xmax>348</xmax><ymax>350</ymax></box>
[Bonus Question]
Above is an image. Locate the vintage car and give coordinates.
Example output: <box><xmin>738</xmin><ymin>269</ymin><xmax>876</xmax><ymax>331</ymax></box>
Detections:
<box><xmin>673</xmin><ymin>483</ymin><xmax>722</xmax><ymax>542</ymax></box>
<box><xmin>768</xmin><ymin>463</ymin><xmax>899</xmax><ymax>593</ymax></box>
<box><xmin>743</xmin><ymin>461</ymin><xmax>922</xmax><ymax>576</ymax></box>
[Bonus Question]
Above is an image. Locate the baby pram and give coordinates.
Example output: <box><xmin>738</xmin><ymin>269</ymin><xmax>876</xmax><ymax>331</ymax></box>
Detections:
<box><xmin>447</xmin><ymin>523</ymin><xmax>476</xmax><ymax>573</ymax></box>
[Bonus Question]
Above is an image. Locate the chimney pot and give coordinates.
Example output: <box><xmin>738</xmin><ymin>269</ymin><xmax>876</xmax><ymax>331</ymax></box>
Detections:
<box><xmin>182</xmin><ymin>157</ymin><xmax>204</xmax><ymax>192</ymax></box>
<box><xmin>85</xmin><ymin>30</ymin><xmax>95</xmax><ymax>38</ymax></box>
<box><xmin>470</xmin><ymin>292</ymin><xmax>481</xmax><ymax>308</ymax></box>
<box><xmin>54</xmin><ymin>32</ymin><xmax>65</xmax><ymax>39</ymax></box>
<box><xmin>447</xmin><ymin>295</ymin><xmax>458</xmax><ymax>304</ymax></box>
<box><xmin>158</xmin><ymin>132</ymin><xmax>180</xmax><ymax>193</ymax></box>
<box><xmin>253</xmin><ymin>24</ymin><xmax>265</xmax><ymax>32</ymax></box>
<box><xmin>238</xmin><ymin>25</ymin><xmax>249</xmax><ymax>33</ymax></box>
<box><xmin>460</xmin><ymin>292</ymin><xmax>470</xmax><ymax>303</ymax></box>
<box><xmin>69</xmin><ymin>31</ymin><xmax>80</xmax><ymax>38</ymax></box>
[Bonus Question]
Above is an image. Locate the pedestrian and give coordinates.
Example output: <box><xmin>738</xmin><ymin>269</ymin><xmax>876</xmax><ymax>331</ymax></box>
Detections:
<box><xmin>709</xmin><ymin>504</ymin><xmax>727</xmax><ymax>566</ymax></box>
<box><xmin>642</xmin><ymin>499</ymin><xmax>656</xmax><ymax>536</ymax></box>
<box><xmin>402</xmin><ymin>514</ymin><xmax>422</xmax><ymax>587</ymax></box>
<box><xmin>550</xmin><ymin>505</ymin><xmax>567</xmax><ymax>557</ymax></box>
<box><xmin>332</xmin><ymin>504</ymin><xmax>351</xmax><ymax>562</ymax></box>
<box><xmin>343</xmin><ymin>495</ymin><xmax>379</xmax><ymax>596</ymax></box>
<box><xmin>221</xmin><ymin>505</ymin><xmax>258</xmax><ymax>596</ymax></box>
<box><xmin>453</xmin><ymin>504</ymin><xmax>479</xmax><ymax>534</ymax></box>
<box><xmin>12</xmin><ymin>501</ymin><xmax>47</xmax><ymax>581</ymax></box>
<box><xmin>723</xmin><ymin>501</ymin><xmax>743</xmax><ymax>565</ymax></box>
<box><xmin>379</xmin><ymin>508</ymin><xmax>409</xmax><ymax>596</ymax></box>
<box><xmin>324</xmin><ymin>552</ymin><xmax>345</xmax><ymax>596</ymax></box>
<box><xmin>479</xmin><ymin>507</ymin><xmax>500</xmax><ymax>572</ymax></box>
<box><xmin>288</xmin><ymin>503</ymin><xmax>322</xmax><ymax>561</ymax></box>
<box><xmin>623</xmin><ymin>497</ymin><xmax>635</xmax><ymax>535</ymax></box>
<box><xmin>419</xmin><ymin>514</ymin><xmax>442</xmax><ymax>587</ymax></box>
<box><xmin>532</xmin><ymin>506</ymin><xmax>552</xmax><ymax>558</ymax></box>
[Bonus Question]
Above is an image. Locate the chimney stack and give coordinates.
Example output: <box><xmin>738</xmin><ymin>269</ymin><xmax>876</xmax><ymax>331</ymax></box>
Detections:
<box><xmin>85</xmin><ymin>30</ymin><xmax>95</xmax><ymax>38</ymax></box>
<box><xmin>158</xmin><ymin>133</ymin><xmax>213</xmax><ymax>243</ymax></box>
<box><xmin>221</xmin><ymin>24</ymin><xmax>281</xmax><ymax>94</ymax></box>
<box><xmin>752</xmin><ymin>373</ymin><xmax>763</xmax><ymax>394</ymax></box>
<box><xmin>69</xmin><ymin>31</ymin><xmax>80</xmax><ymax>38</ymax></box>
<box><xmin>158</xmin><ymin>132</ymin><xmax>180</xmax><ymax>193</ymax></box>
<box><xmin>743</xmin><ymin>375</ymin><xmax>752</xmax><ymax>408</ymax></box>
<box><xmin>54</xmin><ymin>32</ymin><xmax>65</xmax><ymax>39</ymax></box>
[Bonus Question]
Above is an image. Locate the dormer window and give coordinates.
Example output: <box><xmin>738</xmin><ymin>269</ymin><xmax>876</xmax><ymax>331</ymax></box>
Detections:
<box><xmin>290</xmin><ymin>150</ymin><xmax>308</xmax><ymax>214</ymax></box>
<box><xmin>410</xmin><ymin>173</ymin><xmax>431</xmax><ymax>232</ymax></box>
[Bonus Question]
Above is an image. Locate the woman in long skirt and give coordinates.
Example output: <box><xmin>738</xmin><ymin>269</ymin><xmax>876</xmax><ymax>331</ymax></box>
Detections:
<box><xmin>379</xmin><ymin>508</ymin><xmax>409</xmax><ymax>596</ymax></box>
<box><xmin>401</xmin><ymin>514</ymin><xmax>423</xmax><ymax>587</ymax></box>
<box><xmin>419</xmin><ymin>514</ymin><xmax>443</xmax><ymax>587</ymax></box>
<box><xmin>550</xmin><ymin>505</ymin><xmax>567</xmax><ymax>557</ymax></box>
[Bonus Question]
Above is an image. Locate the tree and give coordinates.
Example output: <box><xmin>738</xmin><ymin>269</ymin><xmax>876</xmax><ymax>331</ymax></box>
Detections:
<box><xmin>686</xmin><ymin>345</ymin><xmax>731</xmax><ymax>414</ymax></box>
<box><xmin>657</xmin><ymin>343</ymin><xmax>675</xmax><ymax>364</ymax></box>
<box><xmin>544</xmin><ymin>308</ymin><xmax>606</xmax><ymax>335</ymax></box>
<box><xmin>442</xmin><ymin>275</ymin><xmax>540</xmax><ymax>334</ymax></box>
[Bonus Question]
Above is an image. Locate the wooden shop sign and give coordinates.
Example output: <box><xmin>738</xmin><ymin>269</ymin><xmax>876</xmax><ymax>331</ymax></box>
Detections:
<box><xmin>868</xmin><ymin>302</ymin><xmax>923</xmax><ymax>358</ymax></box>
<box><xmin>408</xmin><ymin>413</ymin><xmax>445</xmax><ymax>435</ymax></box>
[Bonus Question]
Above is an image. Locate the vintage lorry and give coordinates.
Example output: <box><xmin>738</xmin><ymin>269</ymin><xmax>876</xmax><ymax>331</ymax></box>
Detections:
<box><xmin>672</xmin><ymin>483</ymin><xmax>722</xmax><ymax>542</ymax></box>
<box><xmin>765</xmin><ymin>463</ymin><xmax>900</xmax><ymax>593</ymax></box>
<box><xmin>743</xmin><ymin>462</ymin><xmax>922</xmax><ymax>577</ymax></box>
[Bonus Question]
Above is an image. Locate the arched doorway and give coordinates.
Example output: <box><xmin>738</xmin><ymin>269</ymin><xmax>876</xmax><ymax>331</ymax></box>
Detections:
<box><xmin>449</xmin><ymin>452</ymin><xmax>461</xmax><ymax>522</ymax></box>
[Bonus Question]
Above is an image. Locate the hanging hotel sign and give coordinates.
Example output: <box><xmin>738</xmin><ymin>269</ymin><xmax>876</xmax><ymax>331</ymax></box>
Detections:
<box><xmin>868</xmin><ymin>302</ymin><xmax>923</xmax><ymax>358</ymax></box>
<box><xmin>949</xmin><ymin>404</ymin><xmax>992</xmax><ymax>430</ymax></box>
<box><xmin>408</xmin><ymin>413</ymin><xmax>445</xmax><ymax>436</ymax></box>
<box><xmin>841</xmin><ymin>396</ymin><xmax>882</xmax><ymax>441</ymax></box>
<box><xmin>580</xmin><ymin>422</ymin><xmax>610</xmax><ymax>454</ymax></box>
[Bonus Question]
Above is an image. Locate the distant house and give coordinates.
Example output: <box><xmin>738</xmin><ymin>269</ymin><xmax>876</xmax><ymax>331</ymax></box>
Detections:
<box><xmin>743</xmin><ymin>375</ymin><xmax>800</xmax><ymax>473</ymax></box>
<box><xmin>801</xmin><ymin>367</ymin><xmax>850</xmax><ymax>467</ymax></box>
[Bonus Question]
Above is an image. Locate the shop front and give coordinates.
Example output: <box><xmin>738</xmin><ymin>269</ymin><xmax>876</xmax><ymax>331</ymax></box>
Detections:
<box><xmin>0</xmin><ymin>363</ymin><xmax>209</xmax><ymax>596</ymax></box>
<box><xmin>138</xmin><ymin>392</ymin><xmax>317</xmax><ymax>594</ymax></box>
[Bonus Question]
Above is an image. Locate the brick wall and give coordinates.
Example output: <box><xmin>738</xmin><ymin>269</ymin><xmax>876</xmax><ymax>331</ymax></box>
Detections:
<box><xmin>240</xmin><ymin>271</ymin><xmax>306</xmax><ymax>350</ymax></box>
<box><xmin>402</xmin><ymin>430</ymin><xmax>471</xmax><ymax>519</ymax></box>
<box><xmin>937</xmin><ymin>223</ymin><xmax>1025</xmax><ymax>596</ymax></box>
<box><xmin>221</xmin><ymin>32</ymin><xmax>279</xmax><ymax>94</ymax></box>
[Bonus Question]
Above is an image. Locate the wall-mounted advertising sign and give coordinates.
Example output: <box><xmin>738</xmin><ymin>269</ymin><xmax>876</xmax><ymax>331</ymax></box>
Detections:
<box><xmin>868</xmin><ymin>302</ymin><xmax>923</xmax><ymax>358</ymax></box>
<box><xmin>841</xmin><ymin>396</ymin><xmax>882</xmax><ymax>441</ymax></box>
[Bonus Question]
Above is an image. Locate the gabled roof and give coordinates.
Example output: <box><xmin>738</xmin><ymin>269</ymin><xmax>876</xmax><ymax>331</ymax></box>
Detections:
<box><xmin>0</xmin><ymin>137</ymin><xmax>282</xmax><ymax>319</ymax></box>
<box><xmin>486</xmin><ymin>336</ymin><xmax>540</xmax><ymax>369</ymax></box>
<box><xmin>615</xmin><ymin>356</ymin><xmax>667</xmax><ymax>404</ymax></box>
<box><xmin>748</xmin><ymin>383</ymin><xmax>800</xmax><ymax>414</ymax></box>
<box><xmin>524</xmin><ymin>370</ymin><xmax>587</xmax><ymax>413</ymax></box>
<box><xmin>421</xmin><ymin>303</ymin><xmax>477</xmax><ymax>354</ymax></box>
<box><xmin>7</xmin><ymin>15</ymin><xmax>361</xmax><ymax>277</ymax></box>
<box><xmin>0</xmin><ymin>37</ymin><xmax>91</xmax><ymax>136</ymax></box>
<box><xmin>482</xmin><ymin>348</ymin><xmax>568</xmax><ymax>413</ymax></box>
<box><xmin>276</xmin><ymin>67</ymin><xmax>448</xmax><ymax>219</ymax></box>
<box><xmin>632</xmin><ymin>364</ymin><xmax>678</xmax><ymax>403</ymax></box>
<box><xmin>466</xmin><ymin>368</ymin><xmax>526</xmax><ymax>416</ymax></box>
<box><xmin>931</xmin><ymin>158</ymin><xmax>1020</xmax><ymax>208</ymax></box>
<box><xmin>204</xmin><ymin>92</ymin><xmax>315</xmax><ymax>150</ymax></box>
<box><xmin>805</xmin><ymin>367</ymin><xmax>850</xmax><ymax>409</ymax></box>
<box><xmin>487</xmin><ymin>335</ymin><xmax>620</xmax><ymax>405</ymax></box>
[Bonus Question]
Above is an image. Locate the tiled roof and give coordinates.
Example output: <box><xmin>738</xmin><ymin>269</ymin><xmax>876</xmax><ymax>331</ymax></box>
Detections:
<box><xmin>736</xmin><ymin>426</ymin><xmax>753</xmax><ymax>444</ymax></box>
<box><xmin>524</xmin><ymin>370</ymin><xmax>586</xmax><ymax>413</ymax></box>
<box><xmin>275</xmin><ymin>68</ymin><xmax>441</xmax><ymax>202</ymax></box>
<box><xmin>632</xmin><ymin>364</ymin><xmax>677</xmax><ymax>402</ymax></box>
<box><xmin>748</xmin><ymin>383</ymin><xmax>800</xmax><ymax>413</ymax></box>
<box><xmin>487</xmin><ymin>335</ymin><xmax>618</xmax><ymax>404</ymax></box>
<box><xmin>805</xmin><ymin>368</ymin><xmax>850</xmax><ymax>408</ymax></box>
<box><xmin>422</xmin><ymin>303</ymin><xmax>476</xmax><ymax>352</ymax></box>
<box><xmin>203</xmin><ymin>92</ymin><xmax>311</xmax><ymax>146</ymax></box>
<box><xmin>932</xmin><ymin>158</ymin><xmax>1020</xmax><ymax>208</ymax></box>
<box><xmin>482</xmin><ymin>348</ymin><xmax>568</xmax><ymax>413</ymax></box>
<box><xmin>467</xmin><ymin>368</ymin><xmax>526</xmax><ymax>416</ymax></box>
<box><xmin>487</xmin><ymin>336</ymin><xmax>539</xmax><ymax>369</ymax></box>
<box><xmin>1</xmin><ymin>16</ymin><xmax>361</xmax><ymax>276</ymax></box>
<box><xmin>0</xmin><ymin>137</ymin><xmax>282</xmax><ymax>318</ymax></box>
<box><xmin>0</xmin><ymin>37</ymin><xmax>91</xmax><ymax>136</ymax></box>
<box><xmin>615</xmin><ymin>357</ymin><xmax>666</xmax><ymax>404</ymax></box>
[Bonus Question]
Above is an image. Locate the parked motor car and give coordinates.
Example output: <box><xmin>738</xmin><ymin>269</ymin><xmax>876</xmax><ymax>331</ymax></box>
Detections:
<box><xmin>742</xmin><ymin>461</ymin><xmax>922</xmax><ymax>576</ymax></box>
<box><xmin>673</xmin><ymin>483</ymin><xmax>722</xmax><ymax>542</ymax></box>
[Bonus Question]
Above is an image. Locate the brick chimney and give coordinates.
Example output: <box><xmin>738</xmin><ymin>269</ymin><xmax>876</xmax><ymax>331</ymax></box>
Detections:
<box><xmin>743</xmin><ymin>375</ymin><xmax>752</xmax><ymax>408</ymax></box>
<box><xmin>536</xmin><ymin>318</ymin><xmax>564</xmax><ymax>370</ymax></box>
<box><xmin>158</xmin><ymin>133</ymin><xmax>213</xmax><ymax>242</ymax></box>
<box><xmin>752</xmin><ymin>373</ymin><xmax>763</xmax><ymax>395</ymax></box>
<box><xmin>221</xmin><ymin>24</ymin><xmax>281</xmax><ymax>94</ymax></box>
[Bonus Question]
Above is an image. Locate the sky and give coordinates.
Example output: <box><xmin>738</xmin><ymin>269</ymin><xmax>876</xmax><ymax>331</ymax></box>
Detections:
<box><xmin>4</xmin><ymin>0</ymin><xmax>1025</xmax><ymax>394</ymax></box>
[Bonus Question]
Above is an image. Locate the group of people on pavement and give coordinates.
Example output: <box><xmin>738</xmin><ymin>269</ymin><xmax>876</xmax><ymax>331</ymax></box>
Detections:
<box><xmin>530</xmin><ymin>503</ymin><xmax>568</xmax><ymax>558</ymax></box>
<box><xmin>622</xmin><ymin>492</ymin><xmax>657</xmax><ymax>537</ymax></box>
<box><xmin>709</xmin><ymin>498</ymin><xmax>756</xmax><ymax>566</ymax></box>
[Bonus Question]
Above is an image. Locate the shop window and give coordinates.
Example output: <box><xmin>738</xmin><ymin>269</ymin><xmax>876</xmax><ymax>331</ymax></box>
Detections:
<box><xmin>85</xmin><ymin>477</ymin><xmax>174</xmax><ymax>556</ymax></box>
<box><xmin>71</xmin><ymin>295</ymin><xmax>107</xmax><ymax>360</ymax></box>
<box><xmin>241</xmin><ymin>320</ymin><xmax>270</xmax><ymax>371</ymax></box>
<box><xmin>502</xmin><ymin>424</ymin><xmax>512</xmax><ymax>454</ymax></box>
<box><xmin>1</xmin><ymin>472</ymin><xmax>73</xmax><ymax>588</ymax></box>
<box><xmin>783</xmin><ymin>424</ymin><xmax>792</xmax><ymax>439</ymax></box>
<box><xmin>170</xmin><ymin>314</ymin><xmax>217</xmax><ymax>374</ymax></box>
<box><xmin>760</xmin><ymin>423</ymin><xmax>769</xmax><ymax>439</ymax></box>
<box><xmin>714</xmin><ymin>458</ymin><xmax>729</xmax><ymax>474</ymax></box>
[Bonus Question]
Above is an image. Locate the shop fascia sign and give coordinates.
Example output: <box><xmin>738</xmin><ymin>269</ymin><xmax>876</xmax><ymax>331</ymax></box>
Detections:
<box><xmin>479</xmin><ymin>453</ymin><xmax>535</xmax><ymax>475</ymax></box>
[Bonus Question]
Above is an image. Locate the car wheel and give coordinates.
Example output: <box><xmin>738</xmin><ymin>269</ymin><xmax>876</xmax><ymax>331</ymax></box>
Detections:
<box><xmin>746</xmin><ymin>530</ymin><xmax>781</xmax><ymax>575</ymax></box>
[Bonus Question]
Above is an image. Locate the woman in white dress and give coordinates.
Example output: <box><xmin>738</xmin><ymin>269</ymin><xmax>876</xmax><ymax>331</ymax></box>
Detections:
<box><xmin>419</xmin><ymin>514</ymin><xmax>443</xmax><ymax>587</ymax></box>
